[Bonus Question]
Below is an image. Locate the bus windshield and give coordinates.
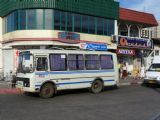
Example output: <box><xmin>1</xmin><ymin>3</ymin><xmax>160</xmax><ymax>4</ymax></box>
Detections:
<box><xmin>148</xmin><ymin>63</ymin><xmax>160</xmax><ymax>72</ymax></box>
<box><xmin>17</xmin><ymin>52</ymin><xmax>34</xmax><ymax>73</ymax></box>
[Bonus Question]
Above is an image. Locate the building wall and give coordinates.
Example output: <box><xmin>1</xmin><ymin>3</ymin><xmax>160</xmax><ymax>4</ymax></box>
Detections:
<box><xmin>0</xmin><ymin>17</ymin><xmax>2</xmax><ymax>75</ymax></box>
<box><xmin>151</xmin><ymin>20</ymin><xmax>160</xmax><ymax>38</ymax></box>
<box><xmin>2</xmin><ymin>30</ymin><xmax>116</xmax><ymax>49</ymax></box>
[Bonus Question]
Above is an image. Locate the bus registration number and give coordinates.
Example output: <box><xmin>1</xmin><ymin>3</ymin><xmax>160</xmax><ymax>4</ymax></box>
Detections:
<box><xmin>17</xmin><ymin>81</ymin><xmax>23</xmax><ymax>87</ymax></box>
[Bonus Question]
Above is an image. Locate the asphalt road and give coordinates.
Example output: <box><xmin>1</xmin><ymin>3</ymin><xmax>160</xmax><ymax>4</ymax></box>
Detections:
<box><xmin>0</xmin><ymin>85</ymin><xmax>160</xmax><ymax>120</ymax></box>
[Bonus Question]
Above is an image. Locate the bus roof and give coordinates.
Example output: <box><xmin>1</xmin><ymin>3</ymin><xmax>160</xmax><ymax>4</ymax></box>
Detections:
<box><xmin>20</xmin><ymin>49</ymin><xmax>115</xmax><ymax>55</ymax></box>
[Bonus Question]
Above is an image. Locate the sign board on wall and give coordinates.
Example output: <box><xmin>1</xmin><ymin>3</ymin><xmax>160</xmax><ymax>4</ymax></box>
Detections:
<box><xmin>118</xmin><ymin>36</ymin><xmax>153</xmax><ymax>49</ymax></box>
<box><xmin>117</xmin><ymin>49</ymin><xmax>136</xmax><ymax>56</ymax></box>
<box><xmin>80</xmin><ymin>43</ymin><xmax>107</xmax><ymax>51</ymax></box>
<box><xmin>58</xmin><ymin>32</ymin><xmax>80</xmax><ymax>40</ymax></box>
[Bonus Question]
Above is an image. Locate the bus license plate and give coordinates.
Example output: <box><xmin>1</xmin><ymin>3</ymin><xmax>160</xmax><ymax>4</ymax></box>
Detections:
<box><xmin>149</xmin><ymin>80</ymin><xmax>156</xmax><ymax>84</ymax></box>
<box><xmin>18</xmin><ymin>81</ymin><xmax>23</xmax><ymax>87</ymax></box>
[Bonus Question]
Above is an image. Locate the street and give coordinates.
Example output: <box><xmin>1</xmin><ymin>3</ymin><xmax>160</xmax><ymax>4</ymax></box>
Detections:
<box><xmin>0</xmin><ymin>85</ymin><xmax>160</xmax><ymax>120</ymax></box>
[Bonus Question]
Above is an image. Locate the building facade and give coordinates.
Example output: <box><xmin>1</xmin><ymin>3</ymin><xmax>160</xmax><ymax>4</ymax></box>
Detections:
<box><xmin>151</xmin><ymin>20</ymin><xmax>160</xmax><ymax>39</ymax></box>
<box><xmin>116</xmin><ymin>8</ymin><xmax>157</xmax><ymax>74</ymax></box>
<box><xmin>0</xmin><ymin>0</ymin><xmax>119</xmax><ymax>77</ymax></box>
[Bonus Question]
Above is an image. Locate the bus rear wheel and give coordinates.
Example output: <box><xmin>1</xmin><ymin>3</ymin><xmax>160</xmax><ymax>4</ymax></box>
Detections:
<box><xmin>39</xmin><ymin>83</ymin><xmax>56</xmax><ymax>98</ymax></box>
<box><xmin>91</xmin><ymin>80</ymin><xmax>103</xmax><ymax>94</ymax></box>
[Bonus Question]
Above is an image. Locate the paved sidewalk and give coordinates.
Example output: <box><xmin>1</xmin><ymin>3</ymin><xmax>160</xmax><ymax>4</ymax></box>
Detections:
<box><xmin>0</xmin><ymin>81</ymin><xmax>22</xmax><ymax>94</ymax></box>
<box><xmin>119</xmin><ymin>76</ymin><xmax>143</xmax><ymax>86</ymax></box>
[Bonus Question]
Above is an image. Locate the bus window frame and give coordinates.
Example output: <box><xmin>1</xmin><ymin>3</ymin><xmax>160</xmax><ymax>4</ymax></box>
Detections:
<box><xmin>49</xmin><ymin>53</ymin><xmax>67</xmax><ymax>71</ymax></box>
<box><xmin>100</xmin><ymin>54</ymin><xmax>114</xmax><ymax>70</ymax></box>
<box><xmin>68</xmin><ymin>54</ymin><xmax>85</xmax><ymax>71</ymax></box>
<box><xmin>36</xmin><ymin>56</ymin><xmax>49</xmax><ymax>71</ymax></box>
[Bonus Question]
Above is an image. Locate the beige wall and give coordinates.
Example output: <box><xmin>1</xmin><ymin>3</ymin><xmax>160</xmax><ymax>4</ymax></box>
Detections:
<box><xmin>3</xmin><ymin>30</ymin><xmax>116</xmax><ymax>49</ymax></box>
<box><xmin>150</xmin><ymin>20</ymin><xmax>160</xmax><ymax>38</ymax></box>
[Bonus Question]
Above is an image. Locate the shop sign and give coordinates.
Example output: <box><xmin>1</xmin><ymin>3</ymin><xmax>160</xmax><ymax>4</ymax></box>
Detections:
<box><xmin>80</xmin><ymin>43</ymin><xmax>107</xmax><ymax>51</ymax></box>
<box><xmin>58</xmin><ymin>32</ymin><xmax>80</xmax><ymax>40</ymax></box>
<box><xmin>118</xmin><ymin>36</ymin><xmax>153</xmax><ymax>49</ymax></box>
<box><xmin>117</xmin><ymin>49</ymin><xmax>136</xmax><ymax>56</ymax></box>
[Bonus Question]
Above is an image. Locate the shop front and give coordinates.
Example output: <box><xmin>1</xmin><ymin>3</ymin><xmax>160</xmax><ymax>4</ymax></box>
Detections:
<box><xmin>117</xmin><ymin>35</ymin><xmax>153</xmax><ymax>75</ymax></box>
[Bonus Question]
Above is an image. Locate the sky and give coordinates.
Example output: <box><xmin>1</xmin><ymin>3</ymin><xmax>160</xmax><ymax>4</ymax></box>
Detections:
<box><xmin>119</xmin><ymin>0</ymin><xmax>160</xmax><ymax>20</ymax></box>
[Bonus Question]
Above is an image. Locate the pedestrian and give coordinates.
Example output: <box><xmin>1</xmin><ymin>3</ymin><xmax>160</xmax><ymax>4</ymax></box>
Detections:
<box><xmin>140</xmin><ymin>65</ymin><xmax>145</xmax><ymax>79</ymax></box>
<box><xmin>9</xmin><ymin>71</ymin><xmax>16</xmax><ymax>88</ymax></box>
<box><xmin>122</xmin><ymin>63</ymin><xmax>128</xmax><ymax>79</ymax></box>
<box><xmin>119</xmin><ymin>63</ymin><xmax>123</xmax><ymax>79</ymax></box>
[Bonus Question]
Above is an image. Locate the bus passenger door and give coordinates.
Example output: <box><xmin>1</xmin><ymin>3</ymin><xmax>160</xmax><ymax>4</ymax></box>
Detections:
<box><xmin>35</xmin><ymin>56</ymin><xmax>50</xmax><ymax>86</ymax></box>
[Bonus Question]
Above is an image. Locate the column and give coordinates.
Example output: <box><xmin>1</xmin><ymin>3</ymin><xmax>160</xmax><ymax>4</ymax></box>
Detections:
<box><xmin>137</xmin><ymin>26</ymin><xmax>142</xmax><ymax>38</ymax></box>
<box><xmin>114</xmin><ymin>20</ymin><xmax>118</xmax><ymax>36</ymax></box>
<box><xmin>127</xmin><ymin>24</ymin><xmax>131</xmax><ymax>37</ymax></box>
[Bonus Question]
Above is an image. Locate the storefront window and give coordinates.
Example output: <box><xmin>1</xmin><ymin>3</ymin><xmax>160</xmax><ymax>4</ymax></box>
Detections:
<box><xmin>36</xmin><ymin>9</ymin><xmax>44</xmax><ymax>29</ymax></box>
<box><xmin>19</xmin><ymin>10</ymin><xmax>26</xmax><ymax>30</ymax></box>
<box><xmin>54</xmin><ymin>10</ymin><xmax>61</xmax><ymax>30</ymax></box>
<box><xmin>7</xmin><ymin>14</ymin><xmax>12</xmax><ymax>32</ymax></box>
<box><xmin>88</xmin><ymin>16</ymin><xmax>95</xmax><ymax>34</ymax></box>
<box><xmin>82</xmin><ymin>15</ymin><xmax>89</xmax><ymax>33</ymax></box>
<box><xmin>74</xmin><ymin>14</ymin><xmax>81</xmax><ymax>32</ymax></box>
<box><xmin>108</xmin><ymin>19</ymin><xmax>114</xmax><ymax>36</ymax></box>
<box><xmin>27</xmin><ymin>9</ymin><xmax>36</xmax><ymax>29</ymax></box>
<box><xmin>3</xmin><ymin>9</ymin><xmax>115</xmax><ymax>37</ymax></box>
<box><xmin>44</xmin><ymin>9</ymin><xmax>53</xmax><ymax>29</ymax></box>
<box><xmin>61</xmin><ymin>11</ymin><xmax>66</xmax><ymax>31</ymax></box>
<box><xmin>67</xmin><ymin>13</ymin><xmax>73</xmax><ymax>32</ymax></box>
<box><xmin>14</xmin><ymin>11</ymin><xmax>18</xmax><ymax>30</ymax></box>
<box><xmin>97</xmin><ymin>18</ymin><xmax>103</xmax><ymax>35</ymax></box>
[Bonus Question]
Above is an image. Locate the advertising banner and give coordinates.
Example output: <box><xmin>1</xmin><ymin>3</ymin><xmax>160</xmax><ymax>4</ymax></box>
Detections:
<box><xmin>58</xmin><ymin>32</ymin><xmax>80</xmax><ymax>40</ymax></box>
<box><xmin>117</xmin><ymin>49</ymin><xmax>136</xmax><ymax>56</ymax></box>
<box><xmin>118</xmin><ymin>36</ymin><xmax>153</xmax><ymax>49</ymax></box>
<box><xmin>80</xmin><ymin>43</ymin><xmax>107</xmax><ymax>51</ymax></box>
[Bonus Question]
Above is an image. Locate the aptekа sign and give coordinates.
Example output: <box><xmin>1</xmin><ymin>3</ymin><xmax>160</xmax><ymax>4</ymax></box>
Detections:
<box><xmin>117</xmin><ymin>49</ymin><xmax>136</xmax><ymax>56</ymax></box>
<box><xmin>118</xmin><ymin>36</ymin><xmax>153</xmax><ymax>49</ymax></box>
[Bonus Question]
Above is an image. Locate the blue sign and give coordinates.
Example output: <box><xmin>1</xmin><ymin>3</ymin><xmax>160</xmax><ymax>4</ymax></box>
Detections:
<box><xmin>118</xmin><ymin>36</ymin><xmax>153</xmax><ymax>49</ymax></box>
<box><xmin>80</xmin><ymin>43</ymin><xmax>107</xmax><ymax>51</ymax></box>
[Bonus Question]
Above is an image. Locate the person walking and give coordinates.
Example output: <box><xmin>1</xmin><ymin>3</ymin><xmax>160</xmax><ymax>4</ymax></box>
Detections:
<box><xmin>140</xmin><ymin>65</ymin><xmax>145</xmax><ymax>79</ymax></box>
<box><xmin>122</xmin><ymin>63</ymin><xmax>127</xmax><ymax>80</ymax></box>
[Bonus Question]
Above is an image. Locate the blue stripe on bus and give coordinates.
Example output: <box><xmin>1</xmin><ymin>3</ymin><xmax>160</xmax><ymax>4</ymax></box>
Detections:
<box><xmin>35</xmin><ymin>70</ymin><xmax>115</xmax><ymax>75</ymax></box>
<box><xmin>35</xmin><ymin>80</ymin><xmax>115</xmax><ymax>87</ymax></box>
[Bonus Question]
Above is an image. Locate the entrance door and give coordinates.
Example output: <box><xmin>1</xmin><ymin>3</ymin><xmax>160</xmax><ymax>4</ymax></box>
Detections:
<box><xmin>35</xmin><ymin>56</ymin><xmax>50</xmax><ymax>84</ymax></box>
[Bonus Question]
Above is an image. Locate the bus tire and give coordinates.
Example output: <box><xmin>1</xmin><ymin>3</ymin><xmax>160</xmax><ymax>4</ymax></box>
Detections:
<box><xmin>91</xmin><ymin>80</ymin><xmax>104</xmax><ymax>94</ymax></box>
<box><xmin>39</xmin><ymin>83</ymin><xmax>56</xmax><ymax>98</ymax></box>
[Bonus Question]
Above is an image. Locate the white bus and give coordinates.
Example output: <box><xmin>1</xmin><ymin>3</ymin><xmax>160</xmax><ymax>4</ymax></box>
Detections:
<box><xmin>16</xmin><ymin>49</ymin><xmax>119</xmax><ymax>98</ymax></box>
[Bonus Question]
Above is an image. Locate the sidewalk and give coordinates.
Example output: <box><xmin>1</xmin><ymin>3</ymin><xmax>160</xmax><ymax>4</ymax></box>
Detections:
<box><xmin>119</xmin><ymin>76</ymin><xmax>143</xmax><ymax>86</ymax></box>
<box><xmin>0</xmin><ymin>81</ymin><xmax>21</xmax><ymax>94</ymax></box>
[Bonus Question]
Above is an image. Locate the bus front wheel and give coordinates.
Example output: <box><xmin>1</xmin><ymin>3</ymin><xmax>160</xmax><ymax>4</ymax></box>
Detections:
<box><xmin>39</xmin><ymin>83</ymin><xmax>56</xmax><ymax>98</ymax></box>
<box><xmin>91</xmin><ymin>80</ymin><xmax>104</xmax><ymax>94</ymax></box>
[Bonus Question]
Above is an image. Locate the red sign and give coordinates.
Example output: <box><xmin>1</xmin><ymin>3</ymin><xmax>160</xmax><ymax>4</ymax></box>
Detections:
<box><xmin>117</xmin><ymin>49</ymin><xmax>136</xmax><ymax>56</ymax></box>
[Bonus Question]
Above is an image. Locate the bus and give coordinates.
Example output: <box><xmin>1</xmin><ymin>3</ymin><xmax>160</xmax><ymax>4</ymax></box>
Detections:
<box><xmin>16</xmin><ymin>49</ymin><xmax>119</xmax><ymax>98</ymax></box>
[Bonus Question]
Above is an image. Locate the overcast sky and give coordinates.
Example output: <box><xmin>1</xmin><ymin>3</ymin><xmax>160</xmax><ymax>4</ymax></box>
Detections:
<box><xmin>119</xmin><ymin>0</ymin><xmax>160</xmax><ymax>20</ymax></box>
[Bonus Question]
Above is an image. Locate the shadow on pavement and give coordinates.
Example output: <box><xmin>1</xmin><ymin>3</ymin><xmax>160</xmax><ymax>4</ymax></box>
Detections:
<box><xmin>142</xmin><ymin>84</ymin><xmax>160</xmax><ymax>94</ymax></box>
<box><xmin>22</xmin><ymin>86</ymin><xmax>118</xmax><ymax>98</ymax></box>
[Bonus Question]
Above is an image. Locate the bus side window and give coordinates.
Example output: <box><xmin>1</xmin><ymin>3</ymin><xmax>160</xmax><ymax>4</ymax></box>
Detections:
<box><xmin>100</xmin><ymin>55</ymin><xmax>113</xmax><ymax>69</ymax></box>
<box><xmin>36</xmin><ymin>57</ymin><xmax>48</xmax><ymax>71</ymax></box>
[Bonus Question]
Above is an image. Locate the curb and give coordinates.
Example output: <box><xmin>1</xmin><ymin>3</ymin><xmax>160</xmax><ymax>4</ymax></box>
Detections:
<box><xmin>119</xmin><ymin>81</ymin><xmax>142</xmax><ymax>86</ymax></box>
<box><xmin>0</xmin><ymin>88</ymin><xmax>22</xmax><ymax>94</ymax></box>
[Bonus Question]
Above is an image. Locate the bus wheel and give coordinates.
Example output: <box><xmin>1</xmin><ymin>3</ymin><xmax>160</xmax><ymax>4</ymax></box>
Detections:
<box><xmin>39</xmin><ymin>83</ymin><xmax>55</xmax><ymax>98</ymax></box>
<box><xmin>91</xmin><ymin>80</ymin><xmax>103</xmax><ymax>94</ymax></box>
